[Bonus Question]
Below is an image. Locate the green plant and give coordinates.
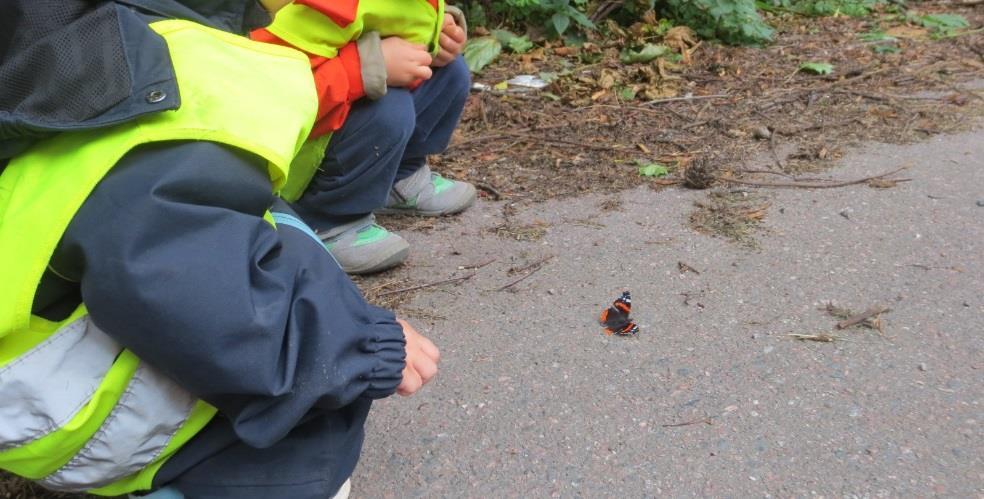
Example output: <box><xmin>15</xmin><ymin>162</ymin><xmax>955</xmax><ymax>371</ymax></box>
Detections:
<box><xmin>487</xmin><ymin>0</ymin><xmax>595</xmax><ymax>36</ymax></box>
<box><xmin>915</xmin><ymin>12</ymin><xmax>969</xmax><ymax>36</ymax></box>
<box><xmin>463</xmin><ymin>36</ymin><xmax>502</xmax><ymax>73</ymax></box>
<box><xmin>493</xmin><ymin>29</ymin><xmax>535</xmax><ymax>53</ymax></box>
<box><xmin>799</xmin><ymin>61</ymin><xmax>834</xmax><ymax>74</ymax></box>
<box><xmin>762</xmin><ymin>0</ymin><xmax>884</xmax><ymax>17</ymax></box>
<box><xmin>637</xmin><ymin>161</ymin><xmax>670</xmax><ymax>177</ymax></box>
<box><xmin>660</xmin><ymin>0</ymin><xmax>774</xmax><ymax>44</ymax></box>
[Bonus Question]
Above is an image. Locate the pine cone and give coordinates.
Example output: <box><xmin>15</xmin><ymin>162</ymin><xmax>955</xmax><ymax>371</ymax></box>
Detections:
<box><xmin>683</xmin><ymin>157</ymin><xmax>717</xmax><ymax>189</ymax></box>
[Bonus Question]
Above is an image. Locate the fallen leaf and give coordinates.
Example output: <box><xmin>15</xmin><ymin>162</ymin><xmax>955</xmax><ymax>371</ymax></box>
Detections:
<box><xmin>885</xmin><ymin>25</ymin><xmax>929</xmax><ymax>39</ymax></box>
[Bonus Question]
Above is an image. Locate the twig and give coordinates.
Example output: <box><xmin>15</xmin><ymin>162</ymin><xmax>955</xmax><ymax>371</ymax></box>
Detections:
<box><xmin>775</xmin><ymin>118</ymin><xmax>862</xmax><ymax>135</ymax></box>
<box><xmin>677</xmin><ymin>261</ymin><xmax>701</xmax><ymax>275</ymax></box>
<box><xmin>497</xmin><ymin>266</ymin><xmax>546</xmax><ymax>291</ymax></box>
<box><xmin>459</xmin><ymin>258</ymin><xmax>497</xmax><ymax>270</ymax></box>
<box><xmin>836</xmin><ymin>306</ymin><xmax>890</xmax><ymax>329</ymax></box>
<box><xmin>367</xmin><ymin>278</ymin><xmax>405</xmax><ymax>294</ymax></box>
<box><xmin>476</xmin><ymin>182</ymin><xmax>503</xmax><ymax>200</ymax></box>
<box><xmin>377</xmin><ymin>274</ymin><xmax>476</xmax><ymax>297</ymax></box>
<box><xmin>661</xmin><ymin>417</ymin><xmax>713</xmax><ymax>427</ymax></box>
<box><xmin>498</xmin><ymin>255</ymin><xmax>555</xmax><ymax>291</ymax></box>
<box><xmin>644</xmin><ymin>94</ymin><xmax>730</xmax><ymax>106</ymax></box>
<box><xmin>734</xmin><ymin>168</ymin><xmax>794</xmax><ymax>177</ymax></box>
<box><xmin>500</xmin><ymin>131</ymin><xmax>628</xmax><ymax>151</ymax></box>
<box><xmin>769</xmin><ymin>131</ymin><xmax>785</xmax><ymax>170</ymax></box>
<box><xmin>448</xmin><ymin>133</ymin><xmax>507</xmax><ymax>149</ymax></box>
<box><xmin>590</xmin><ymin>0</ymin><xmax>624</xmax><ymax>23</ymax></box>
<box><xmin>508</xmin><ymin>255</ymin><xmax>556</xmax><ymax>275</ymax></box>
<box><xmin>715</xmin><ymin>167</ymin><xmax>908</xmax><ymax>189</ymax></box>
<box><xmin>681</xmin><ymin>120</ymin><xmax>712</xmax><ymax>130</ymax></box>
<box><xmin>787</xmin><ymin>333</ymin><xmax>840</xmax><ymax>342</ymax></box>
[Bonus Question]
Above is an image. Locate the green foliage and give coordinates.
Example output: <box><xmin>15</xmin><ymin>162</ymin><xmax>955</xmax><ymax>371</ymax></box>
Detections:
<box><xmin>915</xmin><ymin>13</ymin><xmax>969</xmax><ymax>36</ymax></box>
<box><xmin>637</xmin><ymin>161</ymin><xmax>670</xmax><ymax>177</ymax></box>
<box><xmin>482</xmin><ymin>0</ymin><xmax>595</xmax><ymax>37</ymax></box>
<box><xmin>859</xmin><ymin>30</ymin><xmax>899</xmax><ymax>53</ymax></box>
<box><xmin>463</xmin><ymin>36</ymin><xmax>502</xmax><ymax>73</ymax></box>
<box><xmin>762</xmin><ymin>0</ymin><xmax>884</xmax><ymax>17</ymax></box>
<box><xmin>620</xmin><ymin>43</ymin><xmax>672</xmax><ymax>63</ymax></box>
<box><xmin>798</xmin><ymin>61</ymin><xmax>834</xmax><ymax>74</ymax></box>
<box><xmin>462</xmin><ymin>0</ymin><xmax>896</xmax><ymax>54</ymax></box>
<box><xmin>493</xmin><ymin>29</ymin><xmax>535</xmax><ymax>53</ymax></box>
<box><xmin>660</xmin><ymin>0</ymin><xmax>774</xmax><ymax>45</ymax></box>
<box><xmin>858</xmin><ymin>30</ymin><xmax>896</xmax><ymax>42</ymax></box>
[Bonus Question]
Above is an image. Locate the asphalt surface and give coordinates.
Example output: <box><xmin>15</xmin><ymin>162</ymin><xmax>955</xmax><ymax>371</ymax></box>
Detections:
<box><xmin>351</xmin><ymin>126</ymin><xmax>984</xmax><ymax>497</ymax></box>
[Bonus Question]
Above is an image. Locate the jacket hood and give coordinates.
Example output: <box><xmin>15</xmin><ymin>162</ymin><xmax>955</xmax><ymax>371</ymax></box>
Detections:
<box><xmin>0</xmin><ymin>0</ymin><xmax>271</xmax><ymax>160</ymax></box>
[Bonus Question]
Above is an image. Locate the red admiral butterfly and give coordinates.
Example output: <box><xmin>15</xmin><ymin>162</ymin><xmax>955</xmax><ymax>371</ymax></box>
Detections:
<box><xmin>599</xmin><ymin>291</ymin><xmax>639</xmax><ymax>336</ymax></box>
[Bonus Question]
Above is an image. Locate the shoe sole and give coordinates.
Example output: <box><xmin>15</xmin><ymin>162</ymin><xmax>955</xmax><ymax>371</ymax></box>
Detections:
<box><xmin>375</xmin><ymin>188</ymin><xmax>477</xmax><ymax>217</ymax></box>
<box><xmin>342</xmin><ymin>244</ymin><xmax>410</xmax><ymax>275</ymax></box>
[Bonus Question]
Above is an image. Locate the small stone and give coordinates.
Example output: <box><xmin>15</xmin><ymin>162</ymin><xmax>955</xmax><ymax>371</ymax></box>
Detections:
<box><xmin>751</xmin><ymin>333</ymin><xmax>760</xmax><ymax>339</ymax></box>
<box><xmin>547</xmin><ymin>289</ymin><xmax>556</xmax><ymax>295</ymax></box>
<box><xmin>918</xmin><ymin>363</ymin><xmax>928</xmax><ymax>372</ymax></box>
<box><xmin>751</xmin><ymin>125</ymin><xmax>772</xmax><ymax>140</ymax></box>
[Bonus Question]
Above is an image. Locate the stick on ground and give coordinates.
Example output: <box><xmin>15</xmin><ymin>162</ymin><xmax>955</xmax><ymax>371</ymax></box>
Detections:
<box><xmin>377</xmin><ymin>274</ymin><xmax>476</xmax><ymax>297</ymax></box>
<box><xmin>716</xmin><ymin>167</ymin><xmax>909</xmax><ymax>189</ymax></box>
<box><xmin>836</xmin><ymin>306</ymin><xmax>890</xmax><ymax>329</ymax></box>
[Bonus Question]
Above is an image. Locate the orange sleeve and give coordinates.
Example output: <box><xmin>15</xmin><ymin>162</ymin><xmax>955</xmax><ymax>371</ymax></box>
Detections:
<box><xmin>251</xmin><ymin>29</ymin><xmax>366</xmax><ymax>139</ymax></box>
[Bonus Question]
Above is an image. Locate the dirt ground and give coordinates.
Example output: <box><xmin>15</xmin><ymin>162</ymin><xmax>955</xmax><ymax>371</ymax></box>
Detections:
<box><xmin>366</xmin><ymin>1</ymin><xmax>984</xmax><ymax>308</ymax></box>
<box><xmin>3</xmin><ymin>1</ymin><xmax>982</xmax><ymax>497</ymax></box>
<box><xmin>437</xmin><ymin>2</ymin><xmax>983</xmax><ymax>202</ymax></box>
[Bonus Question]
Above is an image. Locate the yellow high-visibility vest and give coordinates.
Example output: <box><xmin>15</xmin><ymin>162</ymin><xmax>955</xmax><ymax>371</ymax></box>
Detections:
<box><xmin>0</xmin><ymin>19</ymin><xmax>316</xmax><ymax>495</ymax></box>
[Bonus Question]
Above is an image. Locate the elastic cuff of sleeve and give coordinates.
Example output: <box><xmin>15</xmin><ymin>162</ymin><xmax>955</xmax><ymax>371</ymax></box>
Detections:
<box><xmin>357</xmin><ymin>31</ymin><xmax>388</xmax><ymax>100</ymax></box>
<box><xmin>445</xmin><ymin>5</ymin><xmax>468</xmax><ymax>34</ymax></box>
<box><xmin>361</xmin><ymin>317</ymin><xmax>406</xmax><ymax>398</ymax></box>
<box><xmin>338</xmin><ymin>42</ymin><xmax>365</xmax><ymax>101</ymax></box>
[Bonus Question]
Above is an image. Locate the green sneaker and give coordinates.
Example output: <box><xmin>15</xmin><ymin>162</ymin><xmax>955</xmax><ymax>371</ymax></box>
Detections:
<box><xmin>376</xmin><ymin>165</ymin><xmax>476</xmax><ymax>217</ymax></box>
<box><xmin>318</xmin><ymin>215</ymin><xmax>409</xmax><ymax>275</ymax></box>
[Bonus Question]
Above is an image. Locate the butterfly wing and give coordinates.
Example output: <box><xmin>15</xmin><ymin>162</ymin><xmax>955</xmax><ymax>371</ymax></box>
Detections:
<box><xmin>600</xmin><ymin>291</ymin><xmax>638</xmax><ymax>335</ymax></box>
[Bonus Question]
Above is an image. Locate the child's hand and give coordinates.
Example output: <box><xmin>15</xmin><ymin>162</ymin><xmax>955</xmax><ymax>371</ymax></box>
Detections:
<box><xmin>433</xmin><ymin>14</ymin><xmax>466</xmax><ymax>67</ymax></box>
<box><xmin>381</xmin><ymin>37</ymin><xmax>434</xmax><ymax>86</ymax></box>
<box><xmin>396</xmin><ymin>319</ymin><xmax>440</xmax><ymax>396</ymax></box>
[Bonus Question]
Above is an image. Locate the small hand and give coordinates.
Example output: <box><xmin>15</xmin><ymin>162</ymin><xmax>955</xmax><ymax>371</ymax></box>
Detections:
<box><xmin>433</xmin><ymin>14</ymin><xmax>466</xmax><ymax>68</ymax></box>
<box><xmin>396</xmin><ymin>319</ymin><xmax>440</xmax><ymax>396</ymax></box>
<box><xmin>381</xmin><ymin>37</ymin><xmax>434</xmax><ymax>86</ymax></box>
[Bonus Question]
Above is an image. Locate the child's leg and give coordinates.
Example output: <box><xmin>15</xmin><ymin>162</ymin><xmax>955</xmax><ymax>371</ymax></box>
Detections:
<box><xmin>152</xmin><ymin>403</ymin><xmax>369</xmax><ymax>499</ymax></box>
<box><xmin>290</xmin><ymin>92</ymin><xmax>416</xmax><ymax>274</ymax></box>
<box><xmin>377</xmin><ymin>56</ymin><xmax>476</xmax><ymax>216</ymax></box>
<box><xmin>292</xmin><ymin>92</ymin><xmax>415</xmax><ymax>231</ymax></box>
<box><xmin>398</xmin><ymin>55</ymin><xmax>472</xmax><ymax>180</ymax></box>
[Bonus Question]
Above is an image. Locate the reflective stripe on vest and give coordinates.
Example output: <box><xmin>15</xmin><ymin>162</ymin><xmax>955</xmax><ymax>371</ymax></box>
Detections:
<box><xmin>0</xmin><ymin>19</ymin><xmax>316</xmax><ymax>495</ymax></box>
<box><xmin>0</xmin><ymin>315</ymin><xmax>119</xmax><ymax>450</ymax></box>
<box><xmin>38</xmin><ymin>346</ymin><xmax>197</xmax><ymax>491</ymax></box>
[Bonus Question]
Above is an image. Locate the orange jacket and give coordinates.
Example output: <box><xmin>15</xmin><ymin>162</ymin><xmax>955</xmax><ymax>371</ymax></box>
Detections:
<box><xmin>252</xmin><ymin>0</ymin><xmax>454</xmax><ymax>139</ymax></box>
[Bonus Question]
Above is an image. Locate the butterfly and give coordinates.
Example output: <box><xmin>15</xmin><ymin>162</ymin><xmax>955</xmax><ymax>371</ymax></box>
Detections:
<box><xmin>599</xmin><ymin>291</ymin><xmax>639</xmax><ymax>336</ymax></box>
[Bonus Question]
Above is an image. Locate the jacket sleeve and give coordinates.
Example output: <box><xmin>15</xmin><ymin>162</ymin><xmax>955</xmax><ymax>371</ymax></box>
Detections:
<box><xmin>52</xmin><ymin>140</ymin><xmax>406</xmax><ymax>448</ymax></box>
<box><xmin>251</xmin><ymin>28</ymin><xmax>387</xmax><ymax>138</ymax></box>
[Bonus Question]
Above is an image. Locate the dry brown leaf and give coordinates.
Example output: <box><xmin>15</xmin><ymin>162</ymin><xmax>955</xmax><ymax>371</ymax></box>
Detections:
<box><xmin>664</xmin><ymin>26</ymin><xmax>701</xmax><ymax>64</ymax></box>
<box><xmin>598</xmin><ymin>69</ymin><xmax>618</xmax><ymax>90</ymax></box>
<box><xmin>885</xmin><ymin>25</ymin><xmax>929</xmax><ymax>39</ymax></box>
